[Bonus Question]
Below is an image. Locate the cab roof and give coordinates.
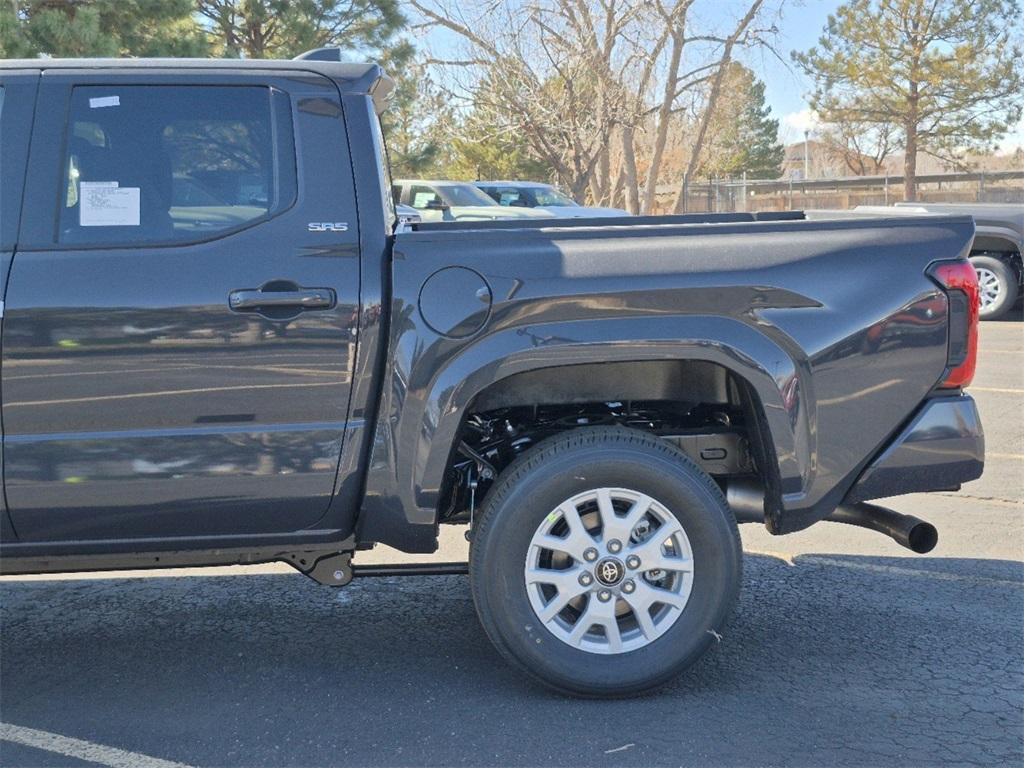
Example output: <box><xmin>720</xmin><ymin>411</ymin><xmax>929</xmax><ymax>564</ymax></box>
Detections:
<box><xmin>0</xmin><ymin>57</ymin><xmax>394</xmax><ymax>112</ymax></box>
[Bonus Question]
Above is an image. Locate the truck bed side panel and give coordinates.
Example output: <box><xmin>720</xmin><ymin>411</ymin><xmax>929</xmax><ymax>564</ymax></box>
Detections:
<box><xmin>359</xmin><ymin>215</ymin><xmax>973</xmax><ymax>551</ymax></box>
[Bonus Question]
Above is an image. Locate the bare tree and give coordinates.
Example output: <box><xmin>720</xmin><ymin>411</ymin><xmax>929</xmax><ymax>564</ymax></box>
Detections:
<box><xmin>818</xmin><ymin>119</ymin><xmax>898</xmax><ymax>176</ymax></box>
<box><xmin>410</xmin><ymin>0</ymin><xmax>781</xmax><ymax>213</ymax></box>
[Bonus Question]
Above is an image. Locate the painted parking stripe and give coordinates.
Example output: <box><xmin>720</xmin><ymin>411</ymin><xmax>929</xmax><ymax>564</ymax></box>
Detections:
<box><xmin>971</xmin><ymin>386</ymin><xmax>1024</xmax><ymax>394</ymax></box>
<box><xmin>0</xmin><ymin>722</ymin><xmax>194</xmax><ymax>768</ymax></box>
<box><xmin>797</xmin><ymin>556</ymin><xmax>1024</xmax><ymax>588</ymax></box>
<box><xmin>988</xmin><ymin>451</ymin><xmax>1024</xmax><ymax>461</ymax></box>
<box><xmin>746</xmin><ymin>551</ymin><xmax>1023</xmax><ymax>588</ymax></box>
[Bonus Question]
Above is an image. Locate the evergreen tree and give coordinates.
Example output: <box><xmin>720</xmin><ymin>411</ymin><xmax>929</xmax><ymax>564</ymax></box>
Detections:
<box><xmin>381</xmin><ymin>49</ymin><xmax>457</xmax><ymax>179</ymax></box>
<box><xmin>1</xmin><ymin>0</ymin><xmax>208</xmax><ymax>58</ymax></box>
<box><xmin>699</xmin><ymin>64</ymin><xmax>784</xmax><ymax>180</ymax></box>
<box><xmin>794</xmin><ymin>0</ymin><xmax>1023</xmax><ymax>200</ymax></box>
<box><xmin>734</xmin><ymin>77</ymin><xmax>785</xmax><ymax>179</ymax></box>
<box><xmin>197</xmin><ymin>0</ymin><xmax>406</xmax><ymax>59</ymax></box>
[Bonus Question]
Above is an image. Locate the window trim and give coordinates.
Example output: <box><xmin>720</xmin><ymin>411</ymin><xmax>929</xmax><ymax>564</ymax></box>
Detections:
<box><xmin>52</xmin><ymin>83</ymin><xmax>298</xmax><ymax>251</ymax></box>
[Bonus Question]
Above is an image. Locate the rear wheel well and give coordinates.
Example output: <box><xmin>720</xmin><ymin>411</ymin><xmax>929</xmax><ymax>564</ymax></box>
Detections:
<box><xmin>438</xmin><ymin>360</ymin><xmax>776</xmax><ymax>525</ymax></box>
<box><xmin>970</xmin><ymin>238</ymin><xmax>1022</xmax><ymax>283</ymax></box>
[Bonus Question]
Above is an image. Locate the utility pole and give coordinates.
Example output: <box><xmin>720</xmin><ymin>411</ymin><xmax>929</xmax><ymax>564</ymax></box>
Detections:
<box><xmin>804</xmin><ymin>129</ymin><xmax>810</xmax><ymax>180</ymax></box>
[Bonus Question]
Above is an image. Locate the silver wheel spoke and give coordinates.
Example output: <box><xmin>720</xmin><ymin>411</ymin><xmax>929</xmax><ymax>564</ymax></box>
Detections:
<box><xmin>636</xmin><ymin>580</ymin><xmax>688</xmax><ymax>610</ymax></box>
<box><xmin>976</xmin><ymin>268</ymin><xmax>1001</xmax><ymax>308</ymax></box>
<box><xmin>568</xmin><ymin>600</ymin><xmax>597</xmax><ymax>644</ymax></box>
<box><xmin>592</xmin><ymin>599</ymin><xmax>623</xmax><ymax>653</ymax></box>
<box><xmin>525</xmin><ymin>565</ymin><xmax>583</xmax><ymax>592</ymax></box>
<box><xmin>628</xmin><ymin>522</ymin><xmax>691</xmax><ymax>573</ymax></box>
<box><xmin>537</xmin><ymin>502</ymin><xmax>594</xmax><ymax>561</ymax></box>
<box><xmin>537</xmin><ymin>588</ymin><xmax>577</xmax><ymax>623</ymax></box>
<box><xmin>622</xmin><ymin>589</ymin><xmax>658</xmax><ymax>639</ymax></box>
<box><xmin>600</xmin><ymin>491</ymin><xmax>652</xmax><ymax>544</ymax></box>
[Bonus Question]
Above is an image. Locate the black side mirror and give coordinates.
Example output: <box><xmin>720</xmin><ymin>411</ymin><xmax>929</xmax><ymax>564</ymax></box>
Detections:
<box><xmin>425</xmin><ymin>199</ymin><xmax>449</xmax><ymax>211</ymax></box>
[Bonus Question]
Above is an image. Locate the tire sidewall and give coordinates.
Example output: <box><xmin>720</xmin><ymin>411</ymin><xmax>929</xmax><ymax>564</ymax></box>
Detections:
<box><xmin>471</xmin><ymin>433</ymin><xmax>741</xmax><ymax>695</ymax></box>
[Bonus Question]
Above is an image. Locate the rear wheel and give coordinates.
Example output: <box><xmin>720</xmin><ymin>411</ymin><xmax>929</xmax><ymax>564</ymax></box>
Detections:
<box><xmin>971</xmin><ymin>254</ymin><xmax>1019</xmax><ymax>320</ymax></box>
<box><xmin>469</xmin><ymin>427</ymin><xmax>741</xmax><ymax>697</ymax></box>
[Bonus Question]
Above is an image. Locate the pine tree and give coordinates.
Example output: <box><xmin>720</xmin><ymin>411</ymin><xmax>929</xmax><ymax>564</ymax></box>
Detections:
<box><xmin>699</xmin><ymin>64</ymin><xmax>784</xmax><ymax>180</ymax></box>
<box><xmin>381</xmin><ymin>49</ymin><xmax>457</xmax><ymax>178</ymax></box>
<box><xmin>794</xmin><ymin>0</ymin><xmax>1024</xmax><ymax>200</ymax></box>
<box><xmin>1</xmin><ymin>1</ymin><xmax>209</xmax><ymax>58</ymax></box>
<box><xmin>734</xmin><ymin>78</ymin><xmax>785</xmax><ymax>179</ymax></box>
<box><xmin>197</xmin><ymin>0</ymin><xmax>406</xmax><ymax>60</ymax></box>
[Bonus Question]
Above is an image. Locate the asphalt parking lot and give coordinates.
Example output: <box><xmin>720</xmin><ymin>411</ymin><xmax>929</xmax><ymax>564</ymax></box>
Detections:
<box><xmin>1</xmin><ymin>320</ymin><xmax>1022</xmax><ymax>768</ymax></box>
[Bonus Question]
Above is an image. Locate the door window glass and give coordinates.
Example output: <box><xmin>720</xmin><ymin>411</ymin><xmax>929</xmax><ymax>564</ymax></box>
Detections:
<box><xmin>495</xmin><ymin>188</ymin><xmax>527</xmax><ymax>207</ymax></box>
<box><xmin>410</xmin><ymin>185</ymin><xmax>442</xmax><ymax>209</ymax></box>
<box><xmin>59</xmin><ymin>85</ymin><xmax>295</xmax><ymax>246</ymax></box>
<box><xmin>533</xmin><ymin>187</ymin><xmax>577</xmax><ymax>207</ymax></box>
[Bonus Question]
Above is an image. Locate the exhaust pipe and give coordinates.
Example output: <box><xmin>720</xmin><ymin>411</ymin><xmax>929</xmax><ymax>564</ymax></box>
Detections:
<box><xmin>727</xmin><ymin>480</ymin><xmax>938</xmax><ymax>554</ymax></box>
<box><xmin>826</xmin><ymin>503</ymin><xmax>938</xmax><ymax>554</ymax></box>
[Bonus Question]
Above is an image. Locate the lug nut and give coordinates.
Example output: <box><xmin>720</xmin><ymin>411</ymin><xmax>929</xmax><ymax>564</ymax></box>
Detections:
<box><xmin>583</xmin><ymin>547</ymin><xmax>598</xmax><ymax>562</ymax></box>
<box><xmin>578</xmin><ymin>572</ymin><xmax>593</xmax><ymax>587</ymax></box>
<box><xmin>607</xmin><ymin>539</ymin><xmax>622</xmax><ymax>554</ymax></box>
<box><xmin>597</xmin><ymin>589</ymin><xmax>612</xmax><ymax>602</ymax></box>
<box><xmin>626</xmin><ymin>555</ymin><xmax>641</xmax><ymax>569</ymax></box>
<box><xmin>622</xmin><ymin>580</ymin><xmax>636</xmax><ymax>594</ymax></box>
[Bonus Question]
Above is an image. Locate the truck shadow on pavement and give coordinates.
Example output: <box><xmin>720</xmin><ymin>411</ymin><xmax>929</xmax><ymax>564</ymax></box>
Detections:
<box><xmin>1</xmin><ymin>552</ymin><xmax>1022</xmax><ymax>768</ymax></box>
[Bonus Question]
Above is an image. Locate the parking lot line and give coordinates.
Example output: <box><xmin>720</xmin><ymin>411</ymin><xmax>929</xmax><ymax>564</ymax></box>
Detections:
<box><xmin>796</xmin><ymin>556</ymin><xmax>1024</xmax><ymax>588</ymax></box>
<box><xmin>988</xmin><ymin>451</ymin><xmax>1024</xmax><ymax>461</ymax></box>
<box><xmin>0</xmin><ymin>722</ymin><xmax>193</xmax><ymax>768</ymax></box>
<box><xmin>971</xmin><ymin>386</ymin><xmax>1024</xmax><ymax>394</ymax></box>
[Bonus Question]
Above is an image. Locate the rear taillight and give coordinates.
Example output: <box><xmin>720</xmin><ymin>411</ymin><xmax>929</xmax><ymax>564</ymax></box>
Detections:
<box><xmin>929</xmin><ymin>260</ymin><xmax>979</xmax><ymax>389</ymax></box>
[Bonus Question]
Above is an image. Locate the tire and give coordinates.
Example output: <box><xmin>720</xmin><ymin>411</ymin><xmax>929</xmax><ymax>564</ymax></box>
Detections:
<box><xmin>469</xmin><ymin>426</ymin><xmax>742</xmax><ymax>697</ymax></box>
<box><xmin>971</xmin><ymin>254</ymin><xmax>1020</xmax><ymax>321</ymax></box>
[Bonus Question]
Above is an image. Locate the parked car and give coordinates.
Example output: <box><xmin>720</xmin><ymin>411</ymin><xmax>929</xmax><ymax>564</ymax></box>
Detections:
<box><xmin>894</xmin><ymin>203</ymin><xmax>1023</xmax><ymax>320</ymax></box>
<box><xmin>0</xmin><ymin>55</ymin><xmax>984</xmax><ymax>697</ymax></box>
<box><xmin>392</xmin><ymin>179</ymin><xmax>555</xmax><ymax>222</ymax></box>
<box><xmin>395</xmin><ymin>203</ymin><xmax>421</xmax><ymax>228</ymax></box>
<box><xmin>476</xmin><ymin>180</ymin><xmax>630</xmax><ymax>218</ymax></box>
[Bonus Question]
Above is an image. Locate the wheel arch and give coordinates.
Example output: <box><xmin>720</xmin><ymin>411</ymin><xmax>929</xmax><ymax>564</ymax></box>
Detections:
<box><xmin>356</xmin><ymin>314</ymin><xmax>806</xmax><ymax>552</ymax></box>
<box><xmin>971</xmin><ymin>231</ymin><xmax>1022</xmax><ymax>267</ymax></box>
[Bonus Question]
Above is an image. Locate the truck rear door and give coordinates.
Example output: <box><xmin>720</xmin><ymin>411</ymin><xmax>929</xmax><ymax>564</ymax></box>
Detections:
<box><xmin>4</xmin><ymin>68</ymin><xmax>362</xmax><ymax>543</ymax></box>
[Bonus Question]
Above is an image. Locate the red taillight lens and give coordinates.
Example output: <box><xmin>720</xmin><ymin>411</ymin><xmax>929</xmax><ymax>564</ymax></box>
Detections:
<box><xmin>929</xmin><ymin>260</ymin><xmax>979</xmax><ymax>389</ymax></box>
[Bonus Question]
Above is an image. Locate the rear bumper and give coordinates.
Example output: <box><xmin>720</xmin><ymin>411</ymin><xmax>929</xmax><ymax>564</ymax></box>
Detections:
<box><xmin>844</xmin><ymin>394</ymin><xmax>985</xmax><ymax>504</ymax></box>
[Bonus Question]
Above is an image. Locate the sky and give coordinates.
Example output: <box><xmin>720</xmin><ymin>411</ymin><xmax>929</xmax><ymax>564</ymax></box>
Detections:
<box><xmin>746</xmin><ymin>0</ymin><xmax>840</xmax><ymax>144</ymax></box>
<box><xmin>415</xmin><ymin>0</ymin><xmax>1024</xmax><ymax>153</ymax></box>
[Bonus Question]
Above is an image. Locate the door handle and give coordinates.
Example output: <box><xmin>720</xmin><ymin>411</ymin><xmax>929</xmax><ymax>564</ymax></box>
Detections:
<box><xmin>228</xmin><ymin>288</ymin><xmax>335</xmax><ymax>312</ymax></box>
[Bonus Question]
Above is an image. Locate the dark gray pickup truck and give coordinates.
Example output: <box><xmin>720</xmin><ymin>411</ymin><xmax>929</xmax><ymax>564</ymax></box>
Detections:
<box><xmin>895</xmin><ymin>202</ymin><xmax>1023</xmax><ymax>320</ymax></box>
<box><xmin>0</xmin><ymin>55</ymin><xmax>985</xmax><ymax>696</ymax></box>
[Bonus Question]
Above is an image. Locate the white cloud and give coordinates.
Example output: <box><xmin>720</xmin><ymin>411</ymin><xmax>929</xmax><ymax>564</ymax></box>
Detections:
<box><xmin>782</xmin><ymin>108</ymin><xmax>820</xmax><ymax>133</ymax></box>
<box><xmin>779</xmin><ymin>108</ymin><xmax>821</xmax><ymax>144</ymax></box>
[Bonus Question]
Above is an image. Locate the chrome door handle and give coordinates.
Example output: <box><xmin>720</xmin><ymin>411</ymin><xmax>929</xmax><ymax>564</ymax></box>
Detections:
<box><xmin>228</xmin><ymin>288</ymin><xmax>335</xmax><ymax>311</ymax></box>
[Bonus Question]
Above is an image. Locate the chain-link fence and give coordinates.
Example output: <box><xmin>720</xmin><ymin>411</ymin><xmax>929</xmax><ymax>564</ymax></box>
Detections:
<box><xmin>655</xmin><ymin>170</ymin><xmax>1024</xmax><ymax>213</ymax></box>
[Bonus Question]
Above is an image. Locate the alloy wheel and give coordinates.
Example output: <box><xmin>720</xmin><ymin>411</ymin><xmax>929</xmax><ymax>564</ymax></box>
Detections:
<box><xmin>524</xmin><ymin>488</ymin><xmax>694</xmax><ymax>654</ymax></box>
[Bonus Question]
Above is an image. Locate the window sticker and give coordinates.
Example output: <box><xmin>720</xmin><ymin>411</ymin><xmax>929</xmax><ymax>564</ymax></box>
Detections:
<box><xmin>89</xmin><ymin>95</ymin><xmax>120</xmax><ymax>109</ymax></box>
<box><xmin>79</xmin><ymin>182</ymin><xmax>140</xmax><ymax>226</ymax></box>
